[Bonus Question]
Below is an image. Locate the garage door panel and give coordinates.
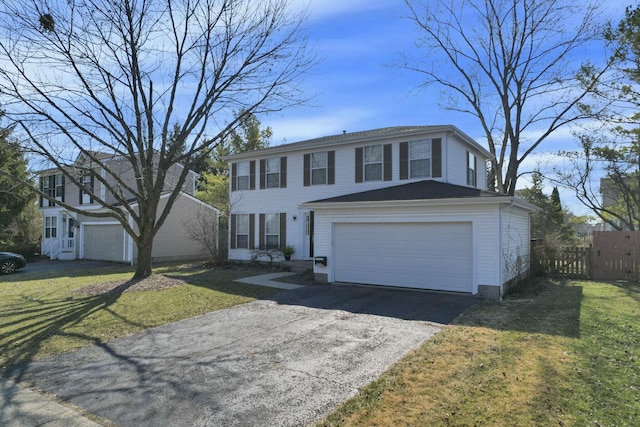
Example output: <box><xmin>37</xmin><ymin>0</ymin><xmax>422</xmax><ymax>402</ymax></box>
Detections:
<box><xmin>334</xmin><ymin>222</ymin><xmax>472</xmax><ymax>293</ymax></box>
<box><xmin>84</xmin><ymin>225</ymin><xmax>124</xmax><ymax>262</ymax></box>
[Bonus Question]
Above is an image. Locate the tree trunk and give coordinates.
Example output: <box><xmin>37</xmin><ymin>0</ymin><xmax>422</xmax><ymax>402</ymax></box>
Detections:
<box><xmin>133</xmin><ymin>232</ymin><xmax>154</xmax><ymax>279</ymax></box>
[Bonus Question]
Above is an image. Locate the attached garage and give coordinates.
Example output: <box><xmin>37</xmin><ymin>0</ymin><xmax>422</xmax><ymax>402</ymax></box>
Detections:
<box><xmin>333</xmin><ymin>222</ymin><xmax>472</xmax><ymax>292</ymax></box>
<box><xmin>82</xmin><ymin>223</ymin><xmax>125</xmax><ymax>262</ymax></box>
<box><xmin>302</xmin><ymin>180</ymin><xmax>537</xmax><ymax>299</ymax></box>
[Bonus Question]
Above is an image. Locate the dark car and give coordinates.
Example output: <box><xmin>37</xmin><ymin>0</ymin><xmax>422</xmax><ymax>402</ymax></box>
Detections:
<box><xmin>0</xmin><ymin>252</ymin><xmax>27</xmax><ymax>274</ymax></box>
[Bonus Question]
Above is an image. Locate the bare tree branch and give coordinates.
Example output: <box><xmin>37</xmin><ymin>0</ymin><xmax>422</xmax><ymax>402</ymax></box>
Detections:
<box><xmin>0</xmin><ymin>0</ymin><xmax>315</xmax><ymax>278</ymax></box>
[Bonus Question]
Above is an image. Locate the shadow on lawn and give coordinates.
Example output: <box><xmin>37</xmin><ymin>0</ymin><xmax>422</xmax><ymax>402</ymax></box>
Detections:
<box><xmin>455</xmin><ymin>279</ymin><xmax>584</xmax><ymax>338</ymax></box>
<box><xmin>0</xmin><ymin>280</ymin><xmax>145</xmax><ymax>381</ymax></box>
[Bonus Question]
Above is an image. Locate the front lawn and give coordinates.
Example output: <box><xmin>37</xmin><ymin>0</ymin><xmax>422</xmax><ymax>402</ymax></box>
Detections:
<box><xmin>319</xmin><ymin>279</ymin><xmax>640</xmax><ymax>426</ymax></box>
<box><xmin>0</xmin><ymin>262</ymin><xmax>281</xmax><ymax>375</ymax></box>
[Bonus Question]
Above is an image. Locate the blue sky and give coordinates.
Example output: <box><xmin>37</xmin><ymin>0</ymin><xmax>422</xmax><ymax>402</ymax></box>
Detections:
<box><xmin>264</xmin><ymin>0</ymin><xmax>635</xmax><ymax>216</ymax></box>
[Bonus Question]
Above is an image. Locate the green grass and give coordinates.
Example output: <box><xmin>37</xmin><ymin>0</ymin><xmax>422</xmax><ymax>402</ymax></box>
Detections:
<box><xmin>318</xmin><ymin>279</ymin><xmax>640</xmax><ymax>426</ymax></box>
<box><xmin>0</xmin><ymin>261</ymin><xmax>281</xmax><ymax>375</ymax></box>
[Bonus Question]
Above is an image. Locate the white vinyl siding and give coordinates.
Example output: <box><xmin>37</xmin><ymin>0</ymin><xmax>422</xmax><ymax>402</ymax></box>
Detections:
<box><xmin>501</xmin><ymin>206</ymin><xmax>532</xmax><ymax>284</ymax></box>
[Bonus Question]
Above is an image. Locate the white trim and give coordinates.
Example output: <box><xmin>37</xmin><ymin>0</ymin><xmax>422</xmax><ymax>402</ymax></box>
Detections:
<box><xmin>301</xmin><ymin>196</ymin><xmax>538</xmax><ymax>212</ymax></box>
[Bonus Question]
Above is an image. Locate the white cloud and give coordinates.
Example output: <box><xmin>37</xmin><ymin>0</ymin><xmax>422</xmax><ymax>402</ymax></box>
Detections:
<box><xmin>267</xmin><ymin>107</ymin><xmax>378</xmax><ymax>144</ymax></box>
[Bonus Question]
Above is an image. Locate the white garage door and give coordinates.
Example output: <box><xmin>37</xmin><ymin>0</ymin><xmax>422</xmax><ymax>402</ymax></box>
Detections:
<box><xmin>334</xmin><ymin>222</ymin><xmax>473</xmax><ymax>293</ymax></box>
<box><xmin>84</xmin><ymin>224</ymin><xmax>124</xmax><ymax>262</ymax></box>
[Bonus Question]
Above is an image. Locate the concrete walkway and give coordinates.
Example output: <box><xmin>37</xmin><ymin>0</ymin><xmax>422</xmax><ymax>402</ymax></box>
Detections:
<box><xmin>1</xmin><ymin>271</ymin><xmax>306</xmax><ymax>427</ymax></box>
<box><xmin>233</xmin><ymin>272</ymin><xmax>305</xmax><ymax>290</ymax></box>
<box><xmin>0</xmin><ymin>377</ymin><xmax>101</xmax><ymax>427</ymax></box>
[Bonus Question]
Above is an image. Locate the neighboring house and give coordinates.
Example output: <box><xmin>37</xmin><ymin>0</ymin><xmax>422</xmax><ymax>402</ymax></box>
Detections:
<box><xmin>37</xmin><ymin>152</ymin><xmax>220</xmax><ymax>263</ymax></box>
<box><xmin>225</xmin><ymin>125</ymin><xmax>537</xmax><ymax>299</ymax></box>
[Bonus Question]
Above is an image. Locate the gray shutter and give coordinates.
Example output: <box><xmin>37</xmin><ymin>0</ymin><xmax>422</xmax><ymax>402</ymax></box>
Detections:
<box><xmin>399</xmin><ymin>142</ymin><xmax>408</xmax><ymax>180</ymax></box>
<box><xmin>231</xmin><ymin>163</ymin><xmax>237</xmax><ymax>191</ymax></box>
<box><xmin>383</xmin><ymin>144</ymin><xmax>392</xmax><ymax>181</ymax></box>
<box><xmin>230</xmin><ymin>214</ymin><xmax>237</xmax><ymax>249</ymax></box>
<box><xmin>355</xmin><ymin>147</ymin><xmax>363</xmax><ymax>183</ymax></box>
<box><xmin>249</xmin><ymin>160</ymin><xmax>256</xmax><ymax>190</ymax></box>
<box><xmin>432</xmin><ymin>138</ymin><xmax>442</xmax><ymax>178</ymax></box>
<box><xmin>39</xmin><ymin>177</ymin><xmax>44</xmax><ymax>207</ymax></box>
<box><xmin>279</xmin><ymin>212</ymin><xmax>287</xmax><ymax>248</ymax></box>
<box><xmin>260</xmin><ymin>159</ymin><xmax>266</xmax><ymax>189</ymax></box>
<box><xmin>249</xmin><ymin>214</ymin><xmax>256</xmax><ymax>250</ymax></box>
<box><xmin>280</xmin><ymin>156</ymin><xmax>287</xmax><ymax>188</ymax></box>
<box><xmin>259</xmin><ymin>214</ymin><xmax>265</xmax><ymax>249</ymax></box>
<box><xmin>328</xmin><ymin>151</ymin><xmax>335</xmax><ymax>185</ymax></box>
<box><xmin>303</xmin><ymin>154</ymin><xmax>310</xmax><ymax>187</ymax></box>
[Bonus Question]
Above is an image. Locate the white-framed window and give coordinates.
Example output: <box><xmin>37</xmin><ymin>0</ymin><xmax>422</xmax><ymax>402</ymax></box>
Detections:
<box><xmin>44</xmin><ymin>215</ymin><xmax>57</xmax><ymax>238</ymax></box>
<box><xmin>80</xmin><ymin>170</ymin><xmax>93</xmax><ymax>204</ymax></box>
<box><xmin>311</xmin><ymin>152</ymin><xmax>327</xmax><ymax>185</ymax></box>
<box><xmin>364</xmin><ymin>145</ymin><xmax>383</xmax><ymax>181</ymax></box>
<box><xmin>236</xmin><ymin>161</ymin><xmax>250</xmax><ymax>190</ymax></box>
<box><xmin>409</xmin><ymin>140</ymin><xmax>431</xmax><ymax>178</ymax></box>
<box><xmin>265</xmin><ymin>213</ymin><xmax>280</xmax><ymax>249</ymax></box>
<box><xmin>266</xmin><ymin>157</ymin><xmax>280</xmax><ymax>188</ymax></box>
<box><xmin>235</xmin><ymin>214</ymin><xmax>250</xmax><ymax>249</ymax></box>
<box><xmin>467</xmin><ymin>151</ymin><xmax>477</xmax><ymax>187</ymax></box>
<box><xmin>55</xmin><ymin>174</ymin><xmax>64</xmax><ymax>199</ymax></box>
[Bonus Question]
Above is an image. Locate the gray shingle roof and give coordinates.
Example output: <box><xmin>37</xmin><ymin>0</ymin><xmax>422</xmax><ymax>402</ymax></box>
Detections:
<box><xmin>305</xmin><ymin>180</ymin><xmax>504</xmax><ymax>204</ymax></box>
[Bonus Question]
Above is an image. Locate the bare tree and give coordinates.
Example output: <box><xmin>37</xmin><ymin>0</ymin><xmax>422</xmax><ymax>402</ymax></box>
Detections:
<box><xmin>0</xmin><ymin>0</ymin><xmax>314</xmax><ymax>278</ymax></box>
<box><xmin>402</xmin><ymin>0</ymin><xmax>610</xmax><ymax>194</ymax></box>
<box><xmin>183</xmin><ymin>204</ymin><xmax>221</xmax><ymax>262</ymax></box>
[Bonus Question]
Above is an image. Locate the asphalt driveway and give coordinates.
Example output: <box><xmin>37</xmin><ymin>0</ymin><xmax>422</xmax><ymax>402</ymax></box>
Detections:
<box><xmin>15</xmin><ymin>285</ymin><xmax>476</xmax><ymax>426</ymax></box>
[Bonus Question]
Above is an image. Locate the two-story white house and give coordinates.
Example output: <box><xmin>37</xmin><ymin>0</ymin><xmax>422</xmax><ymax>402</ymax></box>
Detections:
<box><xmin>37</xmin><ymin>151</ymin><xmax>219</xmax><ymax>264</ymax></box>
<box><xmin>225</xmin><ymin>125</ymin><xmax>536</xmax><ymax>299</ymax></box>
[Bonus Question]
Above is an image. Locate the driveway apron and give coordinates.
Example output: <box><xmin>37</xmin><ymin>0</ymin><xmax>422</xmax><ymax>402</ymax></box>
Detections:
<box><xmin>15</xmin><ymin>285</ymin><xmax>476</xmax><ymax>427</ymax></box>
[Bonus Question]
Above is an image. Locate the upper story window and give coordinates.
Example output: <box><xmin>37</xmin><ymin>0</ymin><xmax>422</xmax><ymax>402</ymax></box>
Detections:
<box><xmin>467</xmin><ymin>151</ymin><xmax>477</xmax><ymax>187</ymax></box>
<box><xmin>356</xmin><ymin>144</ymin><xmax>392</xmax><ymax>182</ymax></box>
<box><xmin>409</xmin><ymin>140</ymin><xmax>431</xmax><ymax>178</ymax></box>
<box><xmin>311</xmin><ymin>152</ymin><xmax>327</xmax><ymax>185</ymax></box>
<box><xmin>40</xmin><ymin>173</ymin><xmax>65</xmax><ymax>207</ymax></box>
<box><xmin>236</xmin><ymin>161</ymin><xmax>250</xmax><ymax>190</ymax></box>
<box><xmin>400</xmin><ymin>138</ymin><xmax>442</xmax><ymax>180</ymax></box>
<box><xmin>231</xmin><ymin>160</ymin><xmax>255</xmax><ymax>192</ymax></box>
<box><xmin>79</xmin><ymin>170</ymin><xmax>94</xmax><ymax>204</ymax></box>
<box><xmin>304</xmin><ymin>151</ymin><xmax>335</xmax><ymax>186</ymax></box>
<box><xmin>260</xmin><ymin>156</ymin><xmax>287</xmax><ymax>189</ymax></box>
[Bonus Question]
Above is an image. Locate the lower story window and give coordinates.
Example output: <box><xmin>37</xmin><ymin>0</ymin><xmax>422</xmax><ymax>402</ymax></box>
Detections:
<box><xmin>236</xmin><ymin>214</ymin><xmax>250</xmax><ymax>249</ymax></box>
<box><xmin>45</xmin><ymin>215</ymin><xmax>57</xmax><ymax>238</ymax></box>
<box><xmin>265</xmin><ymin>213</ymin><xmax>280</xmax><ymax>249</ymax></box>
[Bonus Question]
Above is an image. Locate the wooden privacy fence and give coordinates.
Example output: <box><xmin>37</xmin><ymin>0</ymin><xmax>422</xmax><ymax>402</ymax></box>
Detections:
<box><xmin>533</xmin><ymin>231</ymin><xmax>640</xmax><ymax>281</ymax></box>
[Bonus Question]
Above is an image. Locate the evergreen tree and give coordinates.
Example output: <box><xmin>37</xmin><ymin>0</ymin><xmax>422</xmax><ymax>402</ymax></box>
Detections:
<box><xmin>197</xmin><ymin>112</ymin><xmax>272</xmax><ymax>215</ymax></box>
<box><xmin>0</xmin><ymin>121</ymin><xmax>36</xmax><ymax>245</ymax></box>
